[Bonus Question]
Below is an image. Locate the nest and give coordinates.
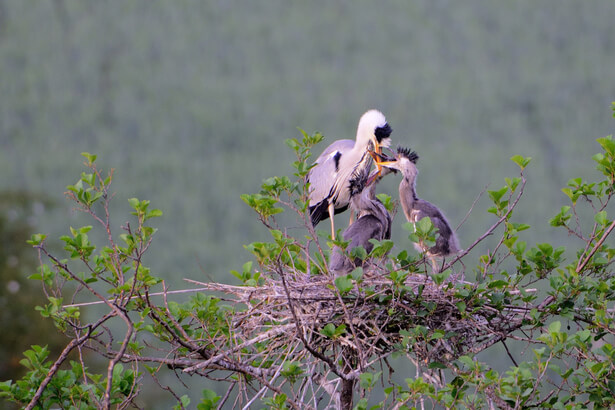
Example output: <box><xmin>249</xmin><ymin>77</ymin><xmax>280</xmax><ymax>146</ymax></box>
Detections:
<box><xmin>187</xmin><ymin>266</ymin><xmax>530</xmax><ymax>368</ymax></box>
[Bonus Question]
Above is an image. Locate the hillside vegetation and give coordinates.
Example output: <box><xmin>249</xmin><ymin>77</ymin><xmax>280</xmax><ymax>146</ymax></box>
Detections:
<box><xmin>2</xmin><ymin>1</ymin><xmax>614</xmax><ymax>283</ymax></box>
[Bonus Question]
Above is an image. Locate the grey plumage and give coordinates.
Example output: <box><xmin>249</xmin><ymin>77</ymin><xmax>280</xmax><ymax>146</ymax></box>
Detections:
<box><xmin>307</xmin><ymin>110</ymin><xmax>392</xmax><ymax>239</ymax></box>
<box><xmin>329</xmin><ymin>168</ymin><xmax>392</xmax><ymax>276</ymax></box>
<box><xmin>382</xmin><ymin>147</ymin><xmax>461</xmax><ymax>271</ymax></box>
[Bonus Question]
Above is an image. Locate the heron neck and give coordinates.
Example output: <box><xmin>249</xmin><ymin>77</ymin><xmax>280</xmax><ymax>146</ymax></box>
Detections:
<box><xmin>353</xmin><ymin>190</ymin><xmax>391</xmax><ymax>233</ymax></box>
<box><xmin>399</xmin><ymin>177</ymin><xmax>418</xmax><ymax>222</ymax></box>
<box><xmin>401</xmin><ymin>175</ymin><xmax>418</xmax><ymax>199</ymax></box>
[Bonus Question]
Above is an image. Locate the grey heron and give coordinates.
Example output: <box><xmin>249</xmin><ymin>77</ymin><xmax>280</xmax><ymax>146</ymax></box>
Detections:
<box><xmin>307</xmin><ymin>110</ymin><xmax>392</xmax><ymax>239</ymax></box>
<box><xmin>380</xmin><ymin>147</ymin><xmax>461</xmax><ymax>272</ymax></box>
<box><xmin>329</xmin><ymin>167</ymin><xmax>392</xmax><ymax>276</ymax></box>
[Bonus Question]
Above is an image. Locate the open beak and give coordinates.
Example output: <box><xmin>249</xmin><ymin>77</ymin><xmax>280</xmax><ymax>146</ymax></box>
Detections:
<box><xmin>375</xmin><ymin>151</ymin><xmax>400</xmax><ymax>171</ymax></box>
<box><xmin>369</xmin><ymin>146</ymin><xmax>395</xmax><ymax>175</ymax></box>
<box><xmin>368</xmin><ymin>148</ymin><xmax>381</xmax><ymax>173</ymax></box>
<box><xmin>369</xmin><ymin>149</ymin><xmax>397</xmax><ymax>168</ymax></box>
<box><xmin>378</xmin><ymin>160</ymin><xmax>399</xmax><ymax>173</ymax></box>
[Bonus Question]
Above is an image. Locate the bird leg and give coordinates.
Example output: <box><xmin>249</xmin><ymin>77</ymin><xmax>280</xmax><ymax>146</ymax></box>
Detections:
<box><xmin>429</xmin><ymin>256</ymin><xmax>440</xmax><ymax>274</ymax></box>
<box><xmin>328</xmin><ymin>202</ymin><xmax>336</xmax><ymax>240</ymax></box>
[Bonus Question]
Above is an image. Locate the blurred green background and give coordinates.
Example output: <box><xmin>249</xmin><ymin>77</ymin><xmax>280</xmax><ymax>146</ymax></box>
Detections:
<box><xmin>1</xmin><ymin>0</ymin><xmax>614</xmax><ymax>407</ymax></box>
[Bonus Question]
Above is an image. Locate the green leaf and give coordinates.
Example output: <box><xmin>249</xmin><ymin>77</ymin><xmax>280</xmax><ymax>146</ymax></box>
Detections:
<box><xmin>376</xmin><ymin>193</ymin><xmax>394</xmax><ymax>212</ymax></box>
<box><xmin>334</xmin><ymin>275</ymin><xmax>353</xmax><ymax>294</ymax></box>
<box><xmin>488</xmin><ymin>186</ymin><xmax>508</xmax><ymax>204</ymax></box>
<box><xmin>26</xmin><ymin>233</ymin><xmax>47</xmax><ymax>246</ymax></box>
<box><xmin>458</xmin><ymin>355</ymin><xmax>475</xmax><ymax>368</ymax></box>
<box><xmin>549</xmin><ymin>206</ymin><xmax>571</xmax><ymax>227</ymax></box>
<box><xmin>197</xmin><ymin>388</ymin><xmax>220</xmax><ymax>410</ymax></box>
<box><xmin>416</xmin><ymin>216</ymin><xmax>433</xmax><ymax>233</ymax></box>
<box><xmin>597</xmin><ymin>135</ymin><xmax>615</xmax><ymax>156</ymax></box>
<box><xmin>128</xmin><ymin>197</ymin><xmax>140</xmax><ymax>209</ymax></box>
<box><xmin>285</xmin><ymin>138</ymin><xmax>299</xmax><ymax>150</ymax></box>
<box><xmin>487</xmin><ymin>280</ymin><xmax>508</xmax><ymax>289</ymax></box>
<box><xmin>321</xmin><ymin>323</ymin><xmax>336</xmax><ymax>338</ymax></box>
<box><xmin>146</xmin><ymin>208</ymin><xmax>163</xmax><ymax>219</ymax></box>
<box><xmin>350</xmin><ymin>245</ymin><xmax>368</xmax><ymax>261</ymax></box>
<box><xmin>595</xmin><ymin>210</ymin><xmax>608</xmax><ymax>226</ymax></box>
<box><xmin>510</xmin><ymin>155</ymin><xmax>532</xmax><ymax>170</ymax></box>
<box><xmin>350</xmin><ymin>267</ymin><xmax>363</xmax><ymax>281</ymax></box>
<box><xmin>81</xmin><ymin>152</ymin><xmax>97</xmax><ymax>164</ymax></box>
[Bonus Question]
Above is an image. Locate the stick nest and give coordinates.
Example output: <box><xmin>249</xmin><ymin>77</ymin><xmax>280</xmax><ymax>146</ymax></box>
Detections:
<box><xmin>190</xmin><ymin>265</ymin><xmax>530</xmax><ymax>366</ymax></box>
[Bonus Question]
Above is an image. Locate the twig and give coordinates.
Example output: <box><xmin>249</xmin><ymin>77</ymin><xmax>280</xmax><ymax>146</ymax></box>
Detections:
<box><xmin>63</xmin><ymin>287</ymin><xmax>216</xmax><ymax>308</ymax></box>
<box><xmin>277</xmin><ymin>266</ymin><xmax>354</xmax><ymax>382</ymax></box>
<box><xmin>576</xmin><ymin>219</ymin><xmax>615</xmax><ymax>273</ymax></box>
<box><xmin>182</xmin><ymin>325</ymin><xmax>294</xmax><ymax>373</ymax></box>
<box><xmin>25</xmin><ymin>334</ymin><xmax>90</xmax><ymax>410</ymax></box>
<box><xmin>500</xmin><ymin>339</ymin><xmax>518</xmax><ymax>367</ymax></box>
<box><xmin>442</xmin><ymin>175</ymin><xmax>527</xmax><ymax>272</ymax></box>
<box><xmin>456</xmin><ymin>186</ymin><xmax>486</xmax><ymax>231</ymax></box>
<box><xmin>25</xmin><ymin>313</ymin><xmax>112</xmax><ymax>410</ymax></box>
<box><xmin>103</xmin><ymin>306</ymin><xmax>134</xmax><ymax>409</ymax></box>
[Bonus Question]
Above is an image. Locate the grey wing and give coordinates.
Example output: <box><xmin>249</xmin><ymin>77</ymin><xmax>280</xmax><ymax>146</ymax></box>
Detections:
<box><xmin>329</xmin><ymin>245</ymin><xmax>353</xmax><ymax>276</ymax></box>
<box><xmin>343</xmin><ymin>215</ymin><xmax>384</xmax><ymax>255</ymax></box>
<box><xmin>415</xmin><ymin>202</ymin><xmax>458</xmax><ymax>256</ymax></box>
<box><xmin>307</xmin><ymin>140</ymin><xmax>355</xmax><ymax>205</ymax></box>
<box><xmin>330</xmin><ymin>215</ymin><xmax>381</xmax><ymax>275</ymax></box>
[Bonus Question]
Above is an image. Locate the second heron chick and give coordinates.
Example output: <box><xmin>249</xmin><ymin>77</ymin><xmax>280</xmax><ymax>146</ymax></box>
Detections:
<box><xmin>381</xmin><ymin>147</ymin><xmax>461</xmax><ymax>272</ymax></box>
<box><xmin>328</xmin><ymin>167</ymin><xmax>392</xmax><ymax>276</ymax></box>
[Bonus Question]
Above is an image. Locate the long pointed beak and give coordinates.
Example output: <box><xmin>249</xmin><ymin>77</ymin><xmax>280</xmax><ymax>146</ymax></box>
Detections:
<box><xmin>378</xmin><ymin>159</ymin><xmax>398</xmax><ymax>167</ymax></box>
<box><xmin>369</xmin><ymin>147</ymin><xmax>396</xmax><ymax>176</ymax></box>
<box><xmin>377</xmin><ymin>153</ymin><xmax>400</xmax><ymax>171</ymax></box>
<box><xmin>368</xmin><ymin>148</ymin><xmax>384</xmax><ymax>175</ymax></box>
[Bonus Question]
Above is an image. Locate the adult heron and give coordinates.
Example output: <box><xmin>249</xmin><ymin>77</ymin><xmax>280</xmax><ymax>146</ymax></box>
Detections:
<box><xmin>381</xmin><ymin>147</ymin><xmax>461</xmax><ymax>272</ymax></box>
<box><xmin>329</xmin><ymin>167</ymin><xmax>392</xmax><ymax>276</ymax></box>
<box><xmin>307</xmin><ymin>109</ymin><xmax>392</xmax><ymax>239</ymax></box>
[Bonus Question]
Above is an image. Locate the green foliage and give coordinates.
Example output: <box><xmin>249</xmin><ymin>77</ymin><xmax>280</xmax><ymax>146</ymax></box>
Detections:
<box><xmin>334</xmin><ymin>275</ymin><xmax>354</xmax><ymax>295</ymax></box>
<box><xmin>0</xmin><ymin>346</ymin><xmax>138</xmax><ymax>408</ymax></box>
<box><xmin>196</xmin><ymin>389</ymin><xmax>220</xmax><ymax>410</ymax></box>
<box><xmin>320</xmin><ymin>323</ymin><xmax>347</xmax><ymax>340</ymax></box>
<box><xmin>281</xmin><ymin>361</ymin><xmax>304</xmax><ymax>384</ymax></box>
<box><xmin>262</xmin><ymin>393</ymin><xmax>288</xmax><ymax>410</ymax></box>
<box><xmin>230</xmin><ymin>261</ymin><xmax>262</xmax><ymax>286</ymax></box>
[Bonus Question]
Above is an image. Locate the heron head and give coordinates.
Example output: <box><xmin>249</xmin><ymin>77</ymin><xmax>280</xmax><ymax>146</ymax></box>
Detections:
<box><xmin>356</xmin><ymin>109</ymin><xmax>392</xmax><ymax>155</ymax></box>
<box><xmin>348</xmin><ymin>168</ymin><xmax>370</xmax><ymax>198</ymax></box>
<box><xmin>378</xmin><ymin>146</ymin><xmax>419</xmax><ymax>173</ymax></box>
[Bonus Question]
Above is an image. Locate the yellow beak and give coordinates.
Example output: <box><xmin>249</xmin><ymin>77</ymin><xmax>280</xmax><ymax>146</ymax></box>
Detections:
<box><xmin>368</xmin><ymin>148</ymin><xmax>384</xmax><ymax>175</ymax></box>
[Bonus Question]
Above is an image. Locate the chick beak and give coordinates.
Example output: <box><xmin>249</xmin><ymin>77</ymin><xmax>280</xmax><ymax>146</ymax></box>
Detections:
<box><xmin>366</xmin><ymin>170</ymin><xmax>380</xmax><ymax>186</ymax></box>
<box><xmin>370</xmin><ymin>149</ymin><xmax>396</xmax><ymax>175</ymax></box>
<box><xmin>376</xmin><ymin>154</ymin><xmax>399</xmax><ymax>170</ymax></box>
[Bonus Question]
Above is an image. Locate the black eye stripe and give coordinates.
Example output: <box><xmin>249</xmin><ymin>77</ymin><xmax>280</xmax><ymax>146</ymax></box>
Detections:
<box><xmin>374</xmin><ymin>123</ymin><xmax>392</xmax><ymax>143</ymax></box>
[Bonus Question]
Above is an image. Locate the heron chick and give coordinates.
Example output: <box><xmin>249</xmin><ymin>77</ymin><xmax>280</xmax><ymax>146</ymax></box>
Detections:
<box><xmin>307</xmin><ymin>110</ymin><xmax>392</xmax><ymax>239</ymax></box>
<box><xmin>329</xmin><ymin>167</ymin><xmax>392</xmax><ymax>276</ymax></box>
<box><xmin>381</xmin><ymin>147</ymin><xmax>461</xmax><ymax>272</ymax></box>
